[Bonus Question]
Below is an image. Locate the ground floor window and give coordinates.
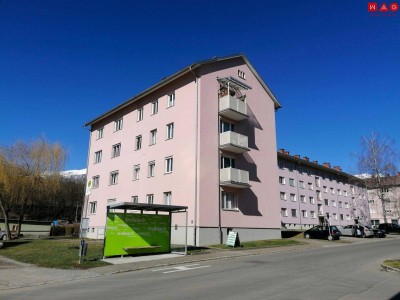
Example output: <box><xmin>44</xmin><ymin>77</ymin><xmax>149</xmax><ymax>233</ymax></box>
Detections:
<box><xmin>89</xmin><ymin>201</ymin><xmax>97</xmax><ymax>214</ymax></box>
<box><xmin>222</xmin><ymin>192</ymin><xmax>238</xmax><ymax>210</ymax></box>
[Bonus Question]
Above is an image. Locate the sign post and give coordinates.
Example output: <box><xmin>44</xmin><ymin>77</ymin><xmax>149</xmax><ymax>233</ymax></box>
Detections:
<box><xmin>226</xmin><ymin>231</ymin><xmax>240</xmax><ymax>248</ymax></box>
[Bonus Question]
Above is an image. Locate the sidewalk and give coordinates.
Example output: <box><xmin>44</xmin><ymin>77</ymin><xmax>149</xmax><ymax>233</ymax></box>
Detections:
<box><xmin>0</xmin><ymin>236</ymin><xmax>398</xmax><ymax>291</ymax></box>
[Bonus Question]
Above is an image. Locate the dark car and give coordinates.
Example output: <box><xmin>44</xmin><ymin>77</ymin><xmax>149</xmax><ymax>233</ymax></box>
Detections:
<box><xmin>304</xmin><ymin>225</ymin><xmax>341</xmax><ymax>240</ymax></box>
<box><xmin>372</xmin><ymin>228</ymin><xmax>386</xmax><ymax>238</ymax></box>
<box><xmin>378</xmin><ymin>223</ymin><xmax>400</xmax><ymax>234</ymax></box>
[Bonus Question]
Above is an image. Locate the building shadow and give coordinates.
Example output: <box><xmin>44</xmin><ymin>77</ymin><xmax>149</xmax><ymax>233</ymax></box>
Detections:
<box><xmin>238</xmin><ymin>189</ymin><xmax>262</xmax><ymax>216</ymax></box>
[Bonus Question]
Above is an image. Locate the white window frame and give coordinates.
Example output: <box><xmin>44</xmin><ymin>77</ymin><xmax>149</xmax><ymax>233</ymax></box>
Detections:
<box><xmin>89</xmin><ymin>201</ymin><xmax>97</xmax><ymax>214</ymax></box>
<box><xmin>309</xmin><ymin>196</ymin><xmax>315</xmax><ymax>204</ymax></box>
<box><xmin>150</xmin><ymin>129</ymin><xmax>157</xmax><ymax>145</ymax></box>
<box><xmin>165</xmin><ymin>156</ymin><xmax>173</xmax><ymax>174</ymax></box>
<box><xmin>299</xmin><ymin>181</ymin><xmax>305</xmax><ymax>189</ymax></box>
<box><xmin>302</xmin><ymin>210</ymin><xmax>307</xmax><ymax>218</ymax></box>
<box><xmin>92</xmin><ymin>176</ymin><xmax>100</xmax><ymax>188</ymax></box>
<box><xmin>96</xmin><ymin>128</ymin><xmax>104</xmax><ymax>140</ymax></box>
<box><xmin>166</xmin><ymin>123</ymin><xmax>174</xmax><ymax>139</ymax></box>
<box><xmin>94</xmin><ymin>150</ymin><xmax>102</xmax><ymax>164</ymax></box>
<box><xmin>148</xmin><ymin>161</ymin><xmax>155</xmax><ymax>177</ymax></box>
<box><xmin>167</xmin><ymin>92</ymin><xmax>175</xmax><ymax>107</ymax></box>
<box><xmin>111</xmin><ymin>143</ymin><xmax>121</xmax><ymax>158</ymax></box>
<box><xmin>280</xmin><ymin>192</ymin><xmax>287</xmax><ymax>200</ymax></box>
<box><xmin>310</xmin><ymin>211</ymin><xmax>316</xmax><ymax>219</ymax></box>
<box><xmin>133</xmin><ymin>164</ymin><xmax>140</xmax><ymax>181</ymax></box>
<box><xmin>281</xmin><ymin>208</ymin><xmax>288</xmax><ymax>217</ymax></box>
<box><xmin>137</xmin><ymin>108</ymin><xmax>144</xmax><ymax>122</ymax></box>
<box><xmin>221</xmin><ymin>191</ymin><xmax>238</xmax><ymax>210</ymax></box>
<box><xmin>132</xmin><ymin>196</ymin><xmax>138</xmax><ymax>203</ymax></box>
<box><xmin>110</xmin><ymin>171</ymin><xmax>119</xmax><ymax>185</ymax></box>
<box><xmin>114</xmin><ymin>118</ymin><xmax>123</xmax><ymax>131</ymax></box>
<box><xmin>151</xmin><ymin>100</ymin><xmax>158</xmax><ymax>115</ymax></box>
<box><xmin>135</xmin><ymin>135</ymin><xmax>142</xmax><ymax>150</ymax></box>
<box><xmin>164</xmin><ymin>192</ymin><xmax>172</xmax><ymax>205</ymax></box>
<box><xmin>300</xmin><ymin>195</ymin><xmax>306</xmax><ymax>203</ymax></box>
<box><xmin>279</xmin><ymin>176</ymin><xmax>285</xmax><ymax>185</ymax></box>
<box><xmin>289</xmin><ymin>178</ymin><xmax>295</xmax><ymax>187</ymax></box>
<box><xmin>146</xmin><ymin>194</ymin><xmax>154</xmax><ymax>204</ymax></box>
<box><xmin>291</xmin><ymin>209</ymin><xmax>298</xmax><ymax>218</ymax></box>
<box><xmin>290</xmin><ymin>193</ymin><xmax>297</xmax><ymax>202</ymax></box>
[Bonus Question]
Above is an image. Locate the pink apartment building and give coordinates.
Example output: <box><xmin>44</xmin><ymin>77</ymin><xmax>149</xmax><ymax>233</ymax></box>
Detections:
<box><xmin>278</xmin><ymin>150</ymin><xmax>370</xmax><ymax>229</ymax></box>
<box><xmin>83</xmin><ymin>54</ymin><xmax>282</xmax><ymax>246</ymax></box>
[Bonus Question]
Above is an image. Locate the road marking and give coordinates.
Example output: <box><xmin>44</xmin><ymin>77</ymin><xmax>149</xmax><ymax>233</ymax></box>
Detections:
<box><xmin>152</xmin><ymin>263</ymin><xmax>210</xmax><ymax>274</ymax></box>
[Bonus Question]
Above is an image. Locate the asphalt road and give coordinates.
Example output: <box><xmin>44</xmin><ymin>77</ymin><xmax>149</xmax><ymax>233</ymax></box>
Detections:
<box><xmin>2</xmin><ymin>238</ymin><xmax>399</xmax><ymax>300</ymax></box>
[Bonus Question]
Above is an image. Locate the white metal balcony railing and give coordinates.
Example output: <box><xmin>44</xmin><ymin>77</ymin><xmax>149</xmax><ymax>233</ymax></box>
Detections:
<box><xmin>219</xmin><ymin>95</ymin><xmax>248</xmax><ymax>121</ymax></box>
<box><xmin>220</xmin><ymin>167</ymin><xmax>250</xmax><ymax>188</ymax></box>
<box><xmin>219</xmin><ymin>131</ymin><xmax>249</xmax><ymax>153</ymax></box>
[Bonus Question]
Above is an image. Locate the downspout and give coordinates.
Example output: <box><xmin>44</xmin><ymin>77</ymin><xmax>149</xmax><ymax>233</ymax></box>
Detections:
<box><xmin>218</xmin><ymin>83</ymin><xmax>227</xmax><ymax>244</ymax></box>
<box><xmin>81</xmin><ymin>127</ymin><xmax>92</xmax><ymax>238</ymax></box>
<box><xmin>189</xmin><ymin>66</ymin><xmax>199</xmax><ymax>246</ymax></box>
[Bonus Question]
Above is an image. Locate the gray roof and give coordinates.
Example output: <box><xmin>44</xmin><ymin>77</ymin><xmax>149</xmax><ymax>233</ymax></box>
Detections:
<box><xmin>85</xmin><ymin>54</ymin><xmax>281</xmax><ymax>127</ymax></box>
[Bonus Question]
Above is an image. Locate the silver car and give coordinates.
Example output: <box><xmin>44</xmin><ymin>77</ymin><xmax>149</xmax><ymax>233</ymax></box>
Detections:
<box><xmin>340</xmin><ymin>225</ymin><xmax>374</xmax><ymax>238</ymax></box>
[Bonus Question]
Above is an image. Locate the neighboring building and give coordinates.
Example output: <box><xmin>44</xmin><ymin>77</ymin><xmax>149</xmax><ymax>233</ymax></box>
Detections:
<box><xmin>83</xmin><ymin>54</ymin><xmax>282</xmax><ymax>245</ymax></box>
<box><xmin>365</xmin><ymin>174</ymin><xmax>400</xmax><ymax>226</ymax></box>
<box><xmin>278</xmin><ymin>149</ymin><xmax>370</xmax><ymax>229</ymax></box>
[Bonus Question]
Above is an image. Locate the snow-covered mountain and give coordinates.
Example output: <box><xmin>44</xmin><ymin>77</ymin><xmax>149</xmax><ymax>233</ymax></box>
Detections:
<box><xmin>60</xmin><ymin>169</ymin><xmax>87</xmax><ymax>179</ymax></box>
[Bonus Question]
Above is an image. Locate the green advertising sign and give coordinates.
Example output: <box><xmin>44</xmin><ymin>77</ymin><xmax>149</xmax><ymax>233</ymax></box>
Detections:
<box><xmin>104</xmin><ymin>213</ymin><xmax>171</xmax><ymax>257</ymax></box>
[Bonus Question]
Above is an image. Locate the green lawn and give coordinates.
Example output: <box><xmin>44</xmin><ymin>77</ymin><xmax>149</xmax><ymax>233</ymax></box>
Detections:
<box><xmin>384</xmin><ymin>259</ymin><xmax>400</xmax><ymax>269</ymax></box>
<box><xmin>0</xmin><ymin>238</ymin><xmax>109</xmax><ymax>269</ymax></box>
<box><xmin>210</xmin><ymin>239</ymin><xmax>302</xmax><ymax>249</ymax></box>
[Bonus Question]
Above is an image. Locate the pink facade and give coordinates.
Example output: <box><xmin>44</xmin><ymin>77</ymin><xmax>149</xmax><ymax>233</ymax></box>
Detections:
<box><xmin>278</xmin><ymin>151</ymin><xmax>370</xmax><ymax>229</ymax></box>
<box><xmin>83</xmin><ymin>55</ymin><xmax>282</xmax><ymax>245</ymax></box>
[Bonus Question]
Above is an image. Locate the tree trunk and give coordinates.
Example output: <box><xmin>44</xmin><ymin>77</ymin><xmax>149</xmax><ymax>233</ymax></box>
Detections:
<box><xmin>0</xmin><ymin>193</ymin><xmax>12</xmax><ymax>240</ymax></box>
<box><xmin>16</xmin><ymin>197</ymin><xmax>27</xmax><ymax>237</ymax></box>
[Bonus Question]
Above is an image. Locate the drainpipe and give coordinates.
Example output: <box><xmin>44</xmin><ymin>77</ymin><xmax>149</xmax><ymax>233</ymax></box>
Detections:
<box><xmin>189</xmin><ymin>66</ymin><xmax>199</xmax><ymax>246</ymax></box>
<box><xmin>218</xmin><ymin>83</ymin><xmax>227</xmax><ymax>244</ymax></box>
<box><xmin>80</xmin><ymin>127</ymin><xmax>92</xmax><ymax>238</ymax></box>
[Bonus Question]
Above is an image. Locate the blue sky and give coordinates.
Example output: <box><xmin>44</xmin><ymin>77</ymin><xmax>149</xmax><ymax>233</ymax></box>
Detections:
<box><xmin>1</xmin><ymin>0</ymin><xmax>399</xmax><ymax>173</ymax></box>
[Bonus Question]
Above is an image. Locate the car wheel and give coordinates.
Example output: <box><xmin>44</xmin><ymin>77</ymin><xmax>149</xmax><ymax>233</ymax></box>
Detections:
<box><xmin>304</xmin><ymin>234</ymin><xmax>310</xmax><ymax>239</ymax></box>
<box><xmin>1</xmin><ymin>235</ymin><xmax>6</xmax><ymax>240</ymax></box>
<box><xmin>328</xmin><ymin>235</ymin><xmax>333</xmax><ymax>241</ymax></box>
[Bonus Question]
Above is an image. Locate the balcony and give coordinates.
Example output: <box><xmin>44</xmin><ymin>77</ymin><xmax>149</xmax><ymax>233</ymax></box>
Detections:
<box><xmin>220</xmin><ymin>167</ymin><xmax>250</xmax><ymax>188</ymax></box>
<box><xmin>219</xmin><ymin>95</ymin><xmax>248</xmax><ymax>121</ymax></box>
<box><xmin>219</xmin><ymin>131</ymin><xmax>249</xmax><ymax>153</ymax></box>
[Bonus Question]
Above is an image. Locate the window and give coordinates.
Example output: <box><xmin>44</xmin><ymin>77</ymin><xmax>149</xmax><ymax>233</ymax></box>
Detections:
<box><xmin>94</xmin><ymin>150</ymin><xmax>102</xmax><ymax>163</ymax></box>
<box><xmin>345</xmin><ymin>202</ymin><xmax>349</xmax><ymax>208</ymax></box>
<box><xmin>338</xmin><ymin>189</ymin><xmax>342</xmax><ymax>195</ymax></box>
<box><xmin>220</xmin><ymin>156</ymin><xmax>236</xmax><ymax>169</ymax></box>
<box><xmin>222</xmin><ymin>192</ymin><xmax>238</xmax><ymax>210</ymax></box>
<box><xmin>339</xmin><ymin>201</ymin><xmax>343</xmax><ymax>208</ymax></box>
<box><xmin>151</xmin><ymin>100</ymin><xmax>158</xmax><ymax>115</ymax></box>
<box><xmin>316</xmin><ymin>190</ymin><xmax>322</xmax><ymax>200</ymax></box>
<box><xmin>133</xmin><ymin>165</ymin><xmax>140</xmax><ymax>180</ymax></box>
<box><xmin>346</xmin><ymin>214</ymin><xmax>350</xmax><ymax>221</ymax></box>
<box><xmin>164</xmin><ymin>192</ymin><xmax>172</xmax><ymax>205</ymax></box>
<box><xmin>302</xmin><ymin>210</ymin><xmax>307</xmax><ymax>218</ymax></box>
<box><xmin>89</xmin><ymin>201</ymin><xmax>97</xmax><ymax>214</ymax></box>
<box><xmin>238</xmin><ymin>70</ymin><xmax>246</xmax><ymax>79</ymax></box>
<box><xmin>323</xmin><ymin>186</ymin><xmax>328</xmax><ymax>193</ymax></box>
<box><xmin>344</xmin><ymin>190</ymin><xmax>348</xmax><ymax>196</ymax></box>
<box><xmin>289</xmin><ymin>178</ymin><xmax>295</xmax><ymax>187</ymax></box>
<box><xmin>331</xmin><ymin>200</ymin><xmax>336</xmax><ymax>207</ymax></box>
<box><xmin>291</xmin><ymin>209</ymin><xmax>298</xmax><ymax>218</ymax></box>
<box><xmin>132</xmin><ymin>196</ymin><xmax>138</xmax><ymax>203</ymax></box>
<box><xmin>112</xmin><ymin>143</ymin><xmax>121</xmax><ymax>158</ymax></box>
<box><xmin>324</xmin><ymin>199</ymin><xmax>329</xmax><ymax>206</ymax></box>
<box><xmin>92</xmin><ymin>176</ymin><xmax>100</xmax><ymax>188</ymax></box>
<box><xmin>110</xmin><ymin>171</ymin><xmax>119</xmax><ymax>185</ymax></box>
<box><xmin>96</xmin><ymin>128</ymin><xmax>104</xmax><ymax>139</ymax></box>
<box><xmin>167</xmin><ymin>93</ymin><xmax>175</xmax><ymax>107</ymax></box>
<box><xmin>330</xmin><ymin>187</ymin><xmax>335</xmax><ymax>195</ymax></box>
<box><xmin>135</xmin><ymin>135</ymin><xmax>142</xmax><ymax>150</ymax></box>
<box><xmin>281</xmin><ymin>208</ymin><xmax>288</xmax><ymax>217</ymax></box>
<box><xmin>148</xmin><ymin>161</ymin><xmax>155</xmax><ymax>177</ymax></box>
<box><xmin>114</xmin><ymin>118</ymin><xmax>123</xmax><ymax>131</ymax></box>
<box><xmin>300</xmin><ymin>195</ymin><xmax>306</xmax><ymax>203</ymax></box>
<box><xmin>279</xmin><ymin>176</ymin><xmax>286</xmax><ymax>185</ymax></box>
<box><xmin>340</xmin><ymin>214</ymin><xmax>344</xmax><ymax>221</ymax></box>
<box><xmin>310</xmin><ymin>211</ymin><xmax>316</xmax><ymax>219</ymax></box>
<box><xmin>166</xmin><ymin>123</ymin><xmax>174</xmax><ymax>139</ymax></box>
<box><xmin>137</xmin><ymin>108</ymin><xmax>144</xmax><ymax>121</ymax></box>
<box><xmin>350</xmin><ymin>186</ymin><xmax>355</xmax><ymax>195</ymax></box>
<box><xmin>308</xmin><ymin>182</ymin><xmax>314</xmax><ymax>190</ymax></box>
<box><xmin>309</xmin><ymin>197</ymin><xmax>315</xmax><ymax>204</ymax></box>
<box><xmin>165</xmin><ymin>156</ymin><xmax>173</xmax><ymax>173</ymax></box>
<box><xmin>280</xmin><ymin>192</ymin><xmax>287</xmax><ymax>200</ymax></box>
<box><xmin>220</xmin><ymin>120</ymin><xmax>235</xmax><ymax>133</ymax></box>
<box><xmin>290</xmin><ymin>193</ymin><xmax>297</xmax><ymax>202</ymax></box>
<box><xmin>150</xmin><ymin>129</ymin><xmax>157</xmax><ymax>145</ymax></box>
<box><xmin>333</xmin><ymin>213</ymin><xmax>337</xmax><ymax>220</ymax></box>
<box><xmin>315</xmin><ymin>177</ymin><xmax>321</xmax><ymax>187</ymax></box>
<box><xmin>146</xmin><ymin>194</ymin><xmax>154</xmax><ymax>204</ymax></box>
<box><xmin>107</xmin><ymin>199</ymin><xmax>116</xmax><ymax>211</ymax></box>
<box><xmin>299</xmin><ymin>181</ymin><xmax>305</xmax><ymax>189</ymax></box>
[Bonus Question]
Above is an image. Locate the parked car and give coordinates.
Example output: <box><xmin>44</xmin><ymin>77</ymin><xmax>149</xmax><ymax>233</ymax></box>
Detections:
<box><xmin>304</xmin><ymin>225</ymin><xmax>341</xmax><ymax>240</ymax></box>
<box><xmin>378</xmin><ymin>223</ymin><xmax>400</xmax><ymax>234</ymax></box>
<box><xmin>340</xmin><ymin>225</ymin><xmax>374</xmax><ymax>238</ymax></box>
<box><xmin>0</xmin><ymin>229</ymin><xmax>6</xmax><ymax>240</ymax></box>
<box><xmin>372</xmin><ymin>228</ymin><xmax>386</xmax><ymax>238</ymax></box>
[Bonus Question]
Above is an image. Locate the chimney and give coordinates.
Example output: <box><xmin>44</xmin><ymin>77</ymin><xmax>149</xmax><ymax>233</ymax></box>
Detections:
<box><xmin>279</xmin><ymin>148</ymin><xmax>285</xmax><ymax>154</ymax></box>
<box><xmin>284</xmin><ymin>151</ymin><xmax>290</xmax><ymax>155</ymax></box>
<box><xmin>333</xmin><ymin>166</ymin><xmax>341</xmax><ymax>171</ymax></box>
<box><xmin>294</xmin><ymin>155</ymin><xmax>300</xmax><ymax>159</ymax></box>
<box><xmin>323</xmin><ymin>162</ymin><xmax>331</xmax><ymax>168</ymax></box>
<box><xmin>303</xmin><ymin>157</ymin><xmax>309</xmax><ymax>161</ymax></box>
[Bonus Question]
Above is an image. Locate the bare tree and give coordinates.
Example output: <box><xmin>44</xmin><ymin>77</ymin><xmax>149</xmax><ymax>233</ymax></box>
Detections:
<box><xmin>358</xmin><ymin>132</ymin><xmax>399</xmax><ymax>223</ymax></box>
<box><xmin>0</xmin><ymin>138</ymin><xmax>66</xmax><ymax>239</ymax></box>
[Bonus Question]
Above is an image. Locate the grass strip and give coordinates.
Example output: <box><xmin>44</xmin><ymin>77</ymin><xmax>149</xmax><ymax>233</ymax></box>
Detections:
<box><xmin>210</xmin><ymin>239</ymin><xmax>302</xmax><ymax>250</ymax></box>
<box><xmin>0</xmin><ymin>238</ymin><xmax>109</xmax><ymax>269</ymax></box>
<box><xmin>384</xmin><ymin>259</ymin><xmax>400</xmax><ymax>269</ymax></box>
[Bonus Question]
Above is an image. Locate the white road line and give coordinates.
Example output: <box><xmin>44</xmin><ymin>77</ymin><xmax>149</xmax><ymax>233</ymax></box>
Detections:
<box><xmin>152</xmin><ymin>263</ymin><xmax>211</xmax><ymax>274</ymax></box>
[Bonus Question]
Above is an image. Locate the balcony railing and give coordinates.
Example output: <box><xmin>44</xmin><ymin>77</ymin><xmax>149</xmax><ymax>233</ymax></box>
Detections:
<box><xmin>219</xmin><ymin>95</ymin><xmax>248</xmax><ymax>121</ymax></box>
<box><xmin>219</xmin><ymin>131</ymin><xmax>249</xmax><ymax>153</ymax></box>
<box><xmin>220</xmin><ymin>167</ymin><xmax>250</xmax><ymax>188</ymax></box>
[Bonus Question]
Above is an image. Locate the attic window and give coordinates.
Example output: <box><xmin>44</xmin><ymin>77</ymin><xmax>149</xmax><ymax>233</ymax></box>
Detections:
<box><xmin>238</xmin><ymin>70</ymin><xmax>246</xmax><ymax>80</ymax></box>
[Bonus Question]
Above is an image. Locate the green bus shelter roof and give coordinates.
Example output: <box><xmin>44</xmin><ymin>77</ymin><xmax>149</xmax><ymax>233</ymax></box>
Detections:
<box><xmin>107</xmin><ymin>202</ymin><xmax>188</xmax><ymax>213</ymax></box>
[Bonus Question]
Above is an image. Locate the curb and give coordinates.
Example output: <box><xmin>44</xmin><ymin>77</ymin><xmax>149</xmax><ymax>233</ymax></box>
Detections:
<box><xmin>381</xmin><ymin>263</ymin><xmax>400</xmax><ymax>273</ymax></box>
